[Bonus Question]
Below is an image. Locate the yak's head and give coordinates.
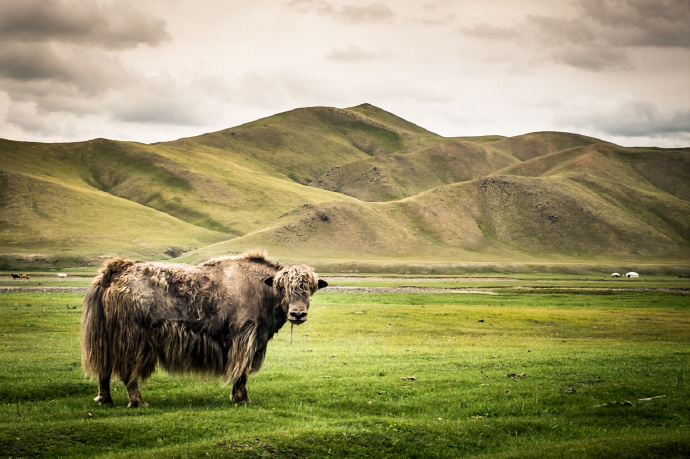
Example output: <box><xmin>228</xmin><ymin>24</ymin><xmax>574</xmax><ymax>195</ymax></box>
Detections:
<box><xmin>265</xmin><ymin>265</ymin><xmax>328</xmax><ymax>324</ymax></box>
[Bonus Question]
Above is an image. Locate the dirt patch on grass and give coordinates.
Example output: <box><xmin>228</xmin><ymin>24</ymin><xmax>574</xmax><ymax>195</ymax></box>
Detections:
<box><xmin>1</xmin><ymin>284</ymin><xmax>686</xmax><ymax>295</ymax></box>
<box><xmin>0</xmin><ymin>286</ymin><xmax>88</xmax><ymax>294</ymax></box>
<box><xmin>322</xmin><ymin>286</ymin><xmax>497</xmax><ymax>294</ymax></box>
<box><xmin>324</xmin><ymin>276</ymin><xmax>519</xmax><ymax>282</ymax></box>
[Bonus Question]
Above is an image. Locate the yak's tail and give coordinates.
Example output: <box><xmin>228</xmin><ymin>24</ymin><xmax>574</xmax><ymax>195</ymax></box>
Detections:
<box><xmin>81</xmin><ymin>258</ymin><xmax>134</xmax><ymax>378</ymax></box>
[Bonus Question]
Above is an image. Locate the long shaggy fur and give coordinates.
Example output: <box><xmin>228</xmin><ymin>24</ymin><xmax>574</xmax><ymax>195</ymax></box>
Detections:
<box><xmin>273</xmin><ymin>265</ymin><xmax>320</xmax><ymax>296</ymax></box>
<box><xmin>81</xmin><ymin>251</ymin><xmax>324</xmax><ymax>399</ymax></box>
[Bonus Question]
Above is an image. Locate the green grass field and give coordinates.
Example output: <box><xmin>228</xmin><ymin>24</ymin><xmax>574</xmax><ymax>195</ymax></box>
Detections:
<box><xmin>0</xmin><ymin>276</ymin><xmax>688</xmax><ymax>457</ymax></box>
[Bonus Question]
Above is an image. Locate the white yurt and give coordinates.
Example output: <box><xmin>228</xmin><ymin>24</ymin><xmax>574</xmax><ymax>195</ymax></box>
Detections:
<box><xmin>626</xmin><ymin>272</ymin><xmax>639</xmax><ymax>278</ymax></box>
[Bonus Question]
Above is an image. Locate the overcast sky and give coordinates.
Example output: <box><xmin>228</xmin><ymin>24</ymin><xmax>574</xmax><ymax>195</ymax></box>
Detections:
<box><xmin>0</xmin><ymin>0</ymin><xmax>688</xmax><ymax>147</ymax></box>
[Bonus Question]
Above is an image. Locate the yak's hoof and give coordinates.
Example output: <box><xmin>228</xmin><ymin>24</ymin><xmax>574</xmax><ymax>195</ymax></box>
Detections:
<box><xmin>127</xmin><ymin>400</ymin><xmax>148</xmax><ymax>408</ymax></box>
<box><xmin>94</xmin><ymin>395</ymin><xmax>113</xmax><ymax>405</ymax></box>
<box><xmin>231</xmin><ymin>396</ymin><xmax>251</xmax><ymax>404</ymax></box>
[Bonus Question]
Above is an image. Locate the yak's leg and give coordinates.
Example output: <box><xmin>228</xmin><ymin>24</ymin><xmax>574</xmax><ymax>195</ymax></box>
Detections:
<box><xmin>124</xmin><ymin>376</ymin><xmax>148</xmax><ymax>408</ymax></box>
<box><xmin>231</xmin><ymin>373</ymin><xmax>251</xmax><ymax>404</ymax></box>
<box><xmin>93</xmin><ymin>368</ymin><xmax>114</xmax><ymax>405</ymax></box>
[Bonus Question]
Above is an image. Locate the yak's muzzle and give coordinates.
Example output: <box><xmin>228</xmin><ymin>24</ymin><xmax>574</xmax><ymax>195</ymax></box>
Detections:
<box><xmin>288</xmin><ymin>302</ymin><xmax>309</xmax><ymax>324</ymax></box>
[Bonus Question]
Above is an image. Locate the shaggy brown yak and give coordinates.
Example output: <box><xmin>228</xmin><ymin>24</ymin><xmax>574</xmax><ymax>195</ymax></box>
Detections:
<box><xmin>81</xmin><ymin>251</ymin><xmax>327</xmax><ymax>407</ymax></box>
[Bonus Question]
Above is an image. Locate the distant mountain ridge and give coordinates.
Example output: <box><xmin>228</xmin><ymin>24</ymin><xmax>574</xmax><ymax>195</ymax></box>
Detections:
<box><xmin>0</xmin><ymin>103</ymin><xmax>688</xmax><ymax>268</ymax></box>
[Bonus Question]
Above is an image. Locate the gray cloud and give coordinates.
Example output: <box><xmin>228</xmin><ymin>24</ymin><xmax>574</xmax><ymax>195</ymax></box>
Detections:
<box><xmin>6</xmin><ymin>101</ymin><xmax>76</xmax><ymax>138</ymax></box>
<box><xmin>601</xmin><ymin>104</ymin><xmax>690</xmax><ymax>137</ymax></box>
<box><xmin>338</xmin><ymin>3</ymin><xmax>395</xmax><ymax>24</ymax></box>
<box><xmin>554</xmin><ymin>96</ymin><xmax>690</xmax><ymax>140</ymax></box>
<box><xmin>460</xmin><ymin>23</ymin><xmax>518</xmax><ymax>41</ymax></box>
<box><xmin>3</xmin><ymin>71</ymin><xmax>226</xmax><ymax>140</ymax></box>
<box><xmin>0</xmin><ymin>0</ymin><xmax>687</xmax><ymax>147</ymax></box>
<box><xmin>580</xmin><ymin>0</ymin><xmax>690</xmax><ymax>48</ymax></box>
<box><xmin>287</xmin><ymin>0</ymin><xmax>395</xmax><ymax>24</ymax></box>
<box><xmin>287</xmin><ymin>0</ymin><xmax>333</xmax><ymax>15</ymax></box>
<box><xmin>461</xmin><ymin>0</ymin><xmax>690</xmax><ymax>72</ymax></box>
<box><xmin>326</xmin><ymin>46</ymin><xmax>391</xmax><ymax>61</ymax></box>
<box><xmin>0</xmin><ymin>0</ymin><xmax>168</xmax><ymax>97</ymax></box>
<box><xmin>0</xmin><ymin>0</ymin><xmax>177</xmax><ymax>138</ymax></box>
<box><xmin>0</xmin><ymin>43</ymin><xmax>75</xmax><ymax>83</ymax></box>
<box><xmin>108</xmin><ymin>75</ymin><xmax>219</xmax><ymax>126</ymax></box>
<box><xmin>0</xmin><ymin>42</ymin><xmax>132</xmax><ymax>93</ymax></box>
<box><xmin>111</xmin><ymin>97</ymin><xmax>206</xmax><ymax>126</ymax></box>
<box><xmin>0</xmin><ymin>0</ymin><xmax>170</xmax><ymax>49</ymax></box>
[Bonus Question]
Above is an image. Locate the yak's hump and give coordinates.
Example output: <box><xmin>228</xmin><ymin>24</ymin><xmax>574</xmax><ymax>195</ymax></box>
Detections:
<box><xmin>201</xmin><ymin>250</ymin><xmax>283</xmax><ymax>270</ymax></box>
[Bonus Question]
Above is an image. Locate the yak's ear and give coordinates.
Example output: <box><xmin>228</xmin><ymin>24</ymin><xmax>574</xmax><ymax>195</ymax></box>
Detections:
<box><xmin>264</xmin><ymin>277</ymin><xmax>275</xmax><ymax>287</ymax></box>
<box><xmin>318</xmin><ymin>279</ymin><xmax>328</xmax><ymax>289</ymax></box>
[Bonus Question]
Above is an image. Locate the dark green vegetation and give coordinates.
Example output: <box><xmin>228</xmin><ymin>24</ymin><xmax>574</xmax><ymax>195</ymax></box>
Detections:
<box><xmin>0</xmin><ymin>276</ymin><xmax>688</xmax><ymax>458</ymax></box>
<box><xmin>1</xmin><ymin>103</ymin><xmax>688</xmax><ymax>269</ymax></box>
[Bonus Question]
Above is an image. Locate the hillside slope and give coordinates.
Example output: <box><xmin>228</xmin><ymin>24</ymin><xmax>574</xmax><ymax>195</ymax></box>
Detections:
<box><xmin>162</xmin><ymin>104</ymin><xmax>444</xmax><ymax>184</ymax></box>
<box><xmin>311</xmin><ymin>139</ymin><xmax>519</xmax><ymax>201</ymax></box>
<box><xmin>3</xmin><ymin>104</ymin><xmax>439</xmax><ymax>264</ymax></box>
<box><xmin>0</xmin><ymin>103</ymin><xmax>688</xmax><ymax>268</ymax></box>
<box><xmin>187</xmin><ymin>173</ymin><xmax>689</xmax><ymax>264</ymax></box>
<box><xmin>0</xmin><ymin>168</ymin><xmax>222</xmax><ymax>264</ymax></box>
<box><xmin>0</xmin><ymin>134</ymin><xmax>352</xmax><ymax>265</ymax></box>
<box><xmin>496</xmin><ymin>143</ymin><xmax>690</xmax><ymax>201</ymax></box>
<box><xmin>309</xmin><ymin>132</ymin><xmax>602</xmax><ymax>201</ymax></box>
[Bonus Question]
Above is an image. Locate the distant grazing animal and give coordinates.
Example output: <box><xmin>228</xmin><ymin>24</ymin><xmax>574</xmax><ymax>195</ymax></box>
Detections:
<box><xmin>81</xmin><ymin>251</ymin><xmax>328</xmax><ymax>407</ymax></box>
<box><xmin>57</xmin><ymin>273</ymin><xmax>68</xmax><ymax>278</ymax></box>
<box><xmin>19</xmin><ymin>274</ymin><xmax>30</xmax><ymax>280</ymax></box>
<box><xmin>10</xmin><ymin>274</ymin><xmax>20</xmax><ymax>279</ymax></box>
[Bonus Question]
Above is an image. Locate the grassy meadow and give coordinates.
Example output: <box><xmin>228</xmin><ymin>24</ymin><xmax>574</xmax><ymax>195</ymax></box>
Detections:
<box><xmin>0</xmin><ymin>276</ymin><xmax>688</xmax><ymax>457</ymax></box>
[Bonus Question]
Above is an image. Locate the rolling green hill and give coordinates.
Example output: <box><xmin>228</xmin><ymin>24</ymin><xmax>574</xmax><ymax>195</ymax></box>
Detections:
<box><xmin>0</xmin><ymin>134</ymin><xmax>352</xmax><ymax>266</ymax></box>
<box><xmin>185</xmin><ymin>173</ymin><xmax>689</xmax><ymax>266</ymax></box>
<box><xmin>0</xmin><ymin>104</ymin><xmax>688</xmax><ymax>269</ymax></box>
<box><xmin>162</xmin><ymin>103</ymin><xmax>444</xmax><ymax>185</ymax></box>
<box><xmin>309</xmin><ymin>132</ymin><xmax>607</xmax><ymax>201</ymax></box>
<box><xmin>311</xmin><ymin>139</ymin><xmax>519</xmax><ymax>201</ymax></box>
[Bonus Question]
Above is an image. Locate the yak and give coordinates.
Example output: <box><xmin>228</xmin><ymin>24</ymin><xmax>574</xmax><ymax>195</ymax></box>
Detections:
<box><xmin>81</xmin><ymin>251</ymin><xmax>327</xmax><ymax>407</ymax></box>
